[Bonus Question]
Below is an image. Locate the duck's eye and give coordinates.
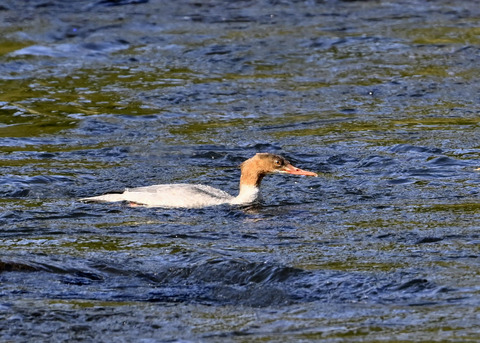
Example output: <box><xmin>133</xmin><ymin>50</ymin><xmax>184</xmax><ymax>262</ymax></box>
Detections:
<box><xmin>274</xmin><ymin>159</ymin><xmax>282</xmax><ymax>166</ymax></box>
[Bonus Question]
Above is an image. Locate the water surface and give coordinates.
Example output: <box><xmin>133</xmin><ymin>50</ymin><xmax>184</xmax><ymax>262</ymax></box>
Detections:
<box><xmin>0</xmin><ymin>0</ymin><xmax>479</xmax><ymax>341</ymax></box>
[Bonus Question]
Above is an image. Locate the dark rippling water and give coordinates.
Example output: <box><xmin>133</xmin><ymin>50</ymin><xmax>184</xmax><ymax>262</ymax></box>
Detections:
<box><xmin>1</xmin><ymin>0</ymin><xmax>479</xmax><ymax>341</ymax></box>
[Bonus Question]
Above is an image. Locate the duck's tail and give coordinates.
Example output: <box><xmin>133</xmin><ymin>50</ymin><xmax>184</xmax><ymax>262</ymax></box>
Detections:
<box><xmin>80</xmin><ymin>193</ymin><xmax>126</xmax><ymax>203</ymax></box>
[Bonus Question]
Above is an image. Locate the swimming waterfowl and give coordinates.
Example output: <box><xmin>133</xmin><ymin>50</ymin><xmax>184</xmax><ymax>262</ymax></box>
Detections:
<box><xmin>80</xmin><ymin>153</ymin><xmax>318</xmax><ymax>208</ymax></box>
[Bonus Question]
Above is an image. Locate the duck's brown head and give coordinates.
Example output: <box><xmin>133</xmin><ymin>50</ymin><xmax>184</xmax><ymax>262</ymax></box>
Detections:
<box><xmin>239</xmin><ymin>153</ymin><xmax>318</xmax><ymax>187</ymax></box>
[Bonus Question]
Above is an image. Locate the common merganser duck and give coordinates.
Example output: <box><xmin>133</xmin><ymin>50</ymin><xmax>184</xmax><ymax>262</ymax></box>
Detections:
<box><xmin>80</xmin><ymin>153</ymin><xmax>317</xmax><ymax>208</ymax></box>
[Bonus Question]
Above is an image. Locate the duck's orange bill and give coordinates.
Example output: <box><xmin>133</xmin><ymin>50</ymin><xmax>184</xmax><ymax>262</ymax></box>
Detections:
<box><xmin>282</xmin><ymin>164</ymin><xmax>318</xmax><ymax>177</ymax></box>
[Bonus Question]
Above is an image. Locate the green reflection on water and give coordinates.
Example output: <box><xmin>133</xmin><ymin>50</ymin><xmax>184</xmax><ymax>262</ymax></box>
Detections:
<box><xmin>405</xmin><ymin>26</ymin><xmax>480</xmax><ymax>45</ymax></box>
<box><xmin>0</xmin><ymin>66</ymin><xmax>163</xmax><ymax>138</ymax></box>
<box><xmin>0</xmin><ymin>40</ymin><xmax>33</xmax><ymax>57</ymax></box>
<box><xmin>417</xmin><ymin>202</ymin><xmax>480</xmax><ymax>213</ymax></box>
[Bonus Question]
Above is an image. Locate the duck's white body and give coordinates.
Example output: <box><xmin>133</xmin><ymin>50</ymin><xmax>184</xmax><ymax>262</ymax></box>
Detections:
<box><xmin>81</xmin><ymin>153</ymin><xmax>316</xmax><ymax>208</ymax></box>
<box><xmin>83</xmin><ymin>183</ymin><xmax>260</xmax><ymax>208</ymax></box>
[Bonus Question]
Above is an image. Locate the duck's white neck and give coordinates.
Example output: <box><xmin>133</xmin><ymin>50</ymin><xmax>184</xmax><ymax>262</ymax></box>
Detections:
<box><xmin>229</xmin><ymin>156</ymin><xmax>268</xmax><ymax>205</ymax></box>
<box><xmin>230</xmin><ymin>184</ymin><xmax>261</xmax><ymax>205</ymax></box>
